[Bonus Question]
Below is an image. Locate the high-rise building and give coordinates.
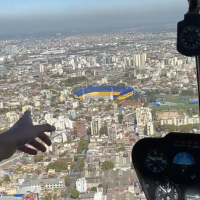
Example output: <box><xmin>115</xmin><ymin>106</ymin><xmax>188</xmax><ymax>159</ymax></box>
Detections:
<box><xmin>140</xmin><ymin>53</ymin><xmax>147</xmax><ymax>65</ymax></box>
<box><xmin>147</xmin><ymin>122</ymin><xmax>154</xmax><ymax>136</ymax></box>
<box><xmin>124</xmin><ymin>57</ymin><xmax>130</xmax><ymax>67</ymax></box>
<box><xmin>130</xmin><ymin>59</ymin><xmax>134</xmax><ymax>67</ymax></box>
<box><xmin>62</xmin><ymin>132</ymin><xmax>67</xmax><ymax>143</ymax></box>
<box><xmin>0</xmin><ymin>101</ymin><xmax>3</xmax><ymax>109</ymax></box>
<box><xmin>133</xmin><ymin>54</ymin><xmax>140</xmax><ymax>67</ymax></box>
<box><xmin>39</xmin><ymin>64</ymin><xmax>45</xmax><ymax>73</ymax></box>
<box><xmin>91</xmin><ymin>118</ymin><xmax>102</xmax><ymax>135</ymax></box>
<box><xmin>5</xmin><ymin>45</ymin><xmax>19</xmax><ymax>55</ymax></box>
<box><xmin>108</xmin><ymin>125</ymin><xmax>117</xmax><ymax>144</ymax></box>
<box><xmin>105</xmin><ymin>57</ymin><xmax>112</xmax><ymax>65</ymax></box>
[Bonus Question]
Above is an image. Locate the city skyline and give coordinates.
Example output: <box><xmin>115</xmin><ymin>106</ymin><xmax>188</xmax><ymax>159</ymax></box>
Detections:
<box><xmin>0</xmin><ymin>0</ymin><xmax>188</xmax><ymax>36</ymax></box>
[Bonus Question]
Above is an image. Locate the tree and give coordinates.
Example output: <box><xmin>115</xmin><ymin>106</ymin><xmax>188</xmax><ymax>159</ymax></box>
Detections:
<box><xmin>134</xmin><ymin>92</ymin><xmax>140</xmax><ymax>101</ymax></box>
<box><xmin>45</xmin><ymin>193</ymin><xmax>52</xmax><ymax>200</ymax></box>
<box><xmin>65</xmin><ymin>175</ymin><xmax>70</xmax><ymax>186</ymax></box>
<box><xmin>63</xmin><ymin>76</ymin><xmax>87</xmax><ymax>87</ymax></box>
<box><xmin>117</xmin><ymin>147</ymin><xmax>126</xmax><ymax>152</ymax></box>
<box><xmin>3</xmin><ymin>175</ymin><xmax>10</xmax><ymax>182</ymax></box>
<box><xmin>75</xmin><ymin>167</ymin><xmax>79</xmax><ymax>172</ymax></box>
<box><xmin>34</xmin><ymin>155</ymin><xmax>43</xmax><ymax>163</ymax></box>
<box><xmin>118</xmin><ymin>114</ymin><xmax>123</xmax><ymax>124</ymax></box>
<box><xmin>0</xmin><ymin>108</ymin><xmax>9</xmax><ymax>114</ymax></box>
<box><xmin>171</xmin><ymin>87</ymin><xmax>179</xmax><ymax>94</ymax></box>
<box><xmin>61</xmin><ymin>190</ymin><xmax>66</xmax><ymax>197</ymax></box>
<box><xmin>79</xmin><ymin>103</ymin><xmax>84</xmax><ymax>109</ymax></box>
<box><xmin>181</xmin><ymin>89</ymin><xmax>194</xmax><ymax>97</ymax></box>
<box><xmin>43</xmin><ymin>84</ymin><xmax>51</xmax><ymax>90</ymax></box>
<box><xmin>0</xmin><ymin>180</ymin><xmax>3</xmax><ymax>186</ymax></box>
<box><xmin>91</xmin><ymin>187</ymin><xmax>97</xmax><ymax>192</ymax></box>
<box><xmin>101</xmin><ymin>161</ymin><xmax>114</xmax><ymax>171</ymax></box>
<box><xmin>70</xmin><ymin>188</ymin><xmax>80</xmax><ymax>198</ymax></box>
<box><xmin>99</xmin><ymin>126</ymin><xmax>108</xmax><ymax>135</ymax></box>
<box><xmin>98</xmin><ymin>184</ymin><xmax>103</xmax><ymax>188</ymax></box>
<box><xmin>16</xmin><ymin>168</ymin><xmax>26</xmax><ymax>174</ymax></box>
<box><xmin>86</xmin><ymin>127</ymin><xmax>91</xmax><ymax>135</ymax></box>
<box><xmin>77</xmin><ymin>139</ymin><xmax>89</xmax><ymax>154</ymax></box>
<box><xmin>117</xmin><ymin>83</ymin><xmax>126</xmax><ymax>87</ymax></box>
<box><xmin>78</xmin><ymin>159</ymin><xmax>85</xmax><ymax>171</ymax></box>
<box><xmin>85</xmin><ymin>116</ymin><xmax>92</xmax><ymax>121</ymax></box>
<box><xmin>71</xmin><ymin>161</ymin><xmax>76</xmax><ymax>169</ymax></box>
<box><xmin>59</xmin><ymin>151</ymin><xmax>67</xmax><ymax>158</ymax></box>
<box><xmin>105</xmin><ymin>104</ymin><xmax>112</xmax><ymax>111</ymax></box>
<box><xmin>46</xmin><ymin>161</ymin><xmax>68</xmax><ymax>172</ymax></box>
<box><xmin>53</xmin><ymin>194</ymin><xmax>57</xmax><ymax>200</ymax></box>
<box><xmin>74</xmin><ymin>155</ymin><xmax>78</xmax><ymax>162</ymax></box>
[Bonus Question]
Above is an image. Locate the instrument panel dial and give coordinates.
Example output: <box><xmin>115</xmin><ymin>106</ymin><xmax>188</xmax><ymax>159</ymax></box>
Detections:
<box><xmin>146</xmin><ymin>150</ymin><xmax>167</xmax><ymax>173</ymax></box>
<box><xmin>156</xmin><ymin>182</ymin><xmax>179</xmax><ymax>200</ymax></box>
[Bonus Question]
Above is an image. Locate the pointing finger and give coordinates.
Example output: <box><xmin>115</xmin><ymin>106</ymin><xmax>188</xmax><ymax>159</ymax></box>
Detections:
<box><xmin>33</xmin><ymin>124</ymin><xmax>56</xmax><ymax>135</ymax></box>
<box><xmin>29</xmin><ymin>140</ymin><xmax>47</xmax><ymax>152</ymax></box>
<box><xmin>37</xmin><ymin>132</ymin><xmax>52</xmax><ymax>146</ymax></box>
<box><xmin>18</xmin><ymin>145</ymin><xmax>37</xmax><ymax>155</ymax></box>
<box><xmin>24</xmin><ymin>110</ymin><xmax>31</xmax><ymax>115</ymax></box>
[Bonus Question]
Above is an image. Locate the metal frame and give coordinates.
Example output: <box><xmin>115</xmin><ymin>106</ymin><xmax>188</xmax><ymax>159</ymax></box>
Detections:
<box><xmin>188</xmin><ymin>0</ymin><xmax>200</xmax><ymax>117</ymax></box>
<box><xmin>188</xmin><ymin>0</ymin><xmax>199</xmax><ymax>10</ymax></box>
<box><xmin>196</xmin><ymin>56</ymin><xmax>200</xmax><ymax>116</ymax></box>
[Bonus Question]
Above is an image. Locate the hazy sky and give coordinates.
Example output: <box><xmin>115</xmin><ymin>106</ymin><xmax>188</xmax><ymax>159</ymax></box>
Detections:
<box><xmin>0</xmin><ymin>0</ymin><xmax>188</xmax><ymax>35</ymax></box>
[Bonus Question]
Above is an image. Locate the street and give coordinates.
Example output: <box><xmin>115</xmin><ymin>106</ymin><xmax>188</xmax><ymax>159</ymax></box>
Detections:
<box><xmin>0</xmin><ymin>153</ymin><xmax>23</xmax><ymax>169</ymax></box>
<box><xmin>65</xmin><ymin>153</ymin><xmax>86</xmax><ymax>199</ymax></box>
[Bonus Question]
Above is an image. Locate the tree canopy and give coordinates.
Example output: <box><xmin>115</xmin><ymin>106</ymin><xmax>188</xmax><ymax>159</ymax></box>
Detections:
<box><xmin>86</xmin><ymin>127</ymin><xmax>91</xmax><ymax>135</ymax></box>
<box><xmin>63</xmin><ymin>76</ymin><xmax>87</xmax><ymax>87</ymax></box>
<box><xmin>98</xmin><ymin>184</ymin><xmax>103</xmax><ymax>188</ymax></box>
<box><xmin>64</xmin><ymin>175</ymin><xmax>70</xmax><ymax>186</ymax></box>
<box><xmin>91</xmin><ymin>187</ymin><xmax>97</xmax><ymax>192</ymax></box>
<box><xmin>78</xmin><ymin>159</ymin><xmax>85</xmax><ymax>171</ymax></box>
<box><xmin>44</xmin><ymin>193</ymin><xmax>52</xmax><ymax>200</ymax></box>
<box><xmin>34</xmin><ymin>155</ymin><xmax>43</xmax><ymax>163</ymax></box>
<box><xmin>99</xmin><ymin>125</ymin><xmax>108</xmax><ymax>135</ymax></box>
<box><xmin>117</xmin><ymin>147</ymin><xmax>126</xmax><ymax>152</ymax></box>
<box><xmin>155</xmin><ymin>123</ymin><xmax>200</xmax><ymax>133</ymax></box>
<box><xmin>118</xmin><ymin>114</ymin><xmax>123</xmax><ymax>124</ymax></box>
<box><xmin>77</xmin><ymin>139</ymin><xmax>89</xmax><ymax>154</ymax></box>
<box><xmin>105</xmin><ymin>104</ymin><xmax>112</xmax><ymax>111</ymax></box>
<box><xmin>74</xmin><ymin>155</ymin><xmax>78</xmax><ymax>162</ymax></box>
<box><xmin>3</xmin><ymin>175</ymin><xmax>10</xmax><ymax>182</ymax></box>
<box><xmin>61</xmin><ymin>190</ymin><xmax>66</xmax><ymax>197</ymax></box>
<box><xmin>46</xmin><ymin>161</ymin><xmax>68</xmax><ymax>172</ymax></box>
<box><xmin>181</xmin><ymin>89</ymin><xmax>194</xmax><ymax>97</ymax></box>
<box><xmin>59</xmin><ymin>151</ymin><xmax>67</xmax><ymax>158</ymax></box>
<box><xmin>101</xmin><ymin>161</ymin><xmax>114</xmax><ymax>171</ymax></box>
<box><xmin>70</xmin><ymin>188</ymin><xmax>80</xmax><ymax>198</ymax></box>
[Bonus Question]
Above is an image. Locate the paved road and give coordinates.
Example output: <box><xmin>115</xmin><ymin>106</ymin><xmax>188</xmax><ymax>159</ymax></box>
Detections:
<box><xmin>0</xmin><ymin>153</ymin><xmax>23</xmax><ymax>168</ymax></box>
<box><xmin>65</xmin><ymin>153</ymin><xmax>86</xmax><ymax>199</ymax></box>
<box><xmin>65</xmin><ymin>178</ymin><xmax>76</xmax><ymax>199</ymax></box>
<box><xmin>70</xmin><ymin>173</ymin><xmax>81</xmax><ymax>178</ymax></box>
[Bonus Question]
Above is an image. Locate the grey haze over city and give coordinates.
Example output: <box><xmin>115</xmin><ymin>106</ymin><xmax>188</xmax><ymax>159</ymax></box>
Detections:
<box><xmin>0</xmin><ymin>0</ymin><xmax>188</xmax><ymax>36</ymax></box>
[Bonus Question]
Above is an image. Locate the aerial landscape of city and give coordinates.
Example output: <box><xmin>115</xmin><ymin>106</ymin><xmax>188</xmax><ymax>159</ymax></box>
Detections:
<box><xmin>0</xmin><ymin>0</ymin><xmax>198</xmax><ymax>200</ymax></box>
<box><xmin>0</xmin><ymin>23</ymin><xmax>198</xmax><ymax>200</ymax></box>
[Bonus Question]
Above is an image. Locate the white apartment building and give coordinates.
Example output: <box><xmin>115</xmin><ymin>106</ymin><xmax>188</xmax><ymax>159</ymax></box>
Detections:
<box><xmin>160</xmin><ymin>116</ymin><xmax>199</xmax><ymax>126</ymax></box>
<box><xmin>76</xmin><ymin>178</ymin><xmax>87</xmax><ymax>193</ymax></box>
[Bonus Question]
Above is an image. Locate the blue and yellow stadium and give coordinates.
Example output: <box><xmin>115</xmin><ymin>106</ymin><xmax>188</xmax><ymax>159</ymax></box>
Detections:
<box><xmin>74</xmin><ymin>86</ymin><xmax>134</xmax><ymax>101</ymax></box>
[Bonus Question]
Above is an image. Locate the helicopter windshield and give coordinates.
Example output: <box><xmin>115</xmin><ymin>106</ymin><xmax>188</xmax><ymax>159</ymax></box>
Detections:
<box><xmin>0</xmin><ymin>0</ymin><xmax>199</xmax><ymax>200</ymax></box>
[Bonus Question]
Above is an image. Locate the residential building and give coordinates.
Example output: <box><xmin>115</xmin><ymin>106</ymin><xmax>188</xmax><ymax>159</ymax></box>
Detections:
<box><xmin>76</xmin><ymin>178</ymin><xmax>87</xmax><ymax>193</ymax></box>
